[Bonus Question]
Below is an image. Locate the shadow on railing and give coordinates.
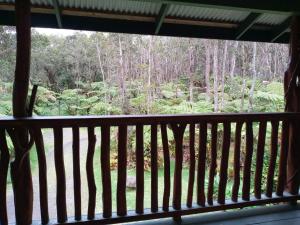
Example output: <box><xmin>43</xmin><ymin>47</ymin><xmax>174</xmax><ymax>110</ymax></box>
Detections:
<box><xmin>0</xmin><ymin>113</ymin><xmax>300</xmax><ymax>225</ymax></box>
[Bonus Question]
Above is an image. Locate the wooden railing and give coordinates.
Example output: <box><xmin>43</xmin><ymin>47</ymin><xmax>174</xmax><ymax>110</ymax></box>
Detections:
<box><xmin>0</xmin><ymin>113</ymin><xmax>300</xmax><ymax>225</ymax></box>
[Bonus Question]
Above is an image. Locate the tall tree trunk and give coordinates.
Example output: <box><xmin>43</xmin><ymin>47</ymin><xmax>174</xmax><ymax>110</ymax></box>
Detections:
<box><xmin>12</xmin><ymin>0</ymin><xmax>33</xmax><ymax>224</ymax></box>
<box><xmin>229</xmin><ymin>42</ymin><xmax>239</xmax><ymax>79</ymax></box>
<box><xmin>118</xmin><ymin>34</ymin><xmax>127</xmax><ymax>113</ymax></box>
<box><xmin>205</xmin><ymin>41</ymin><xmax>211</xmax><ymax>101</ymax></box>
<box><xmin>188</xmin><ymin>40</ymin><xmax>194</xmax><ymax>103</ymax></box>
<box><xmin>285</xmin><ymin>16</ymin><xmax>300</xmax><ymax>194</ymax></box>
<box><xmin>213</xmin><ymin>41</ymin><xmax>219</xmax><ymax>112</ymax></box>
<box><xmin>240</xmin><ymin>43</ymin><xmax>246</xmax><ymax>111</ymax></box>
<box><xmin>248</xmin><ymin>42</ymin><xmax>257</xmax><ymax>112</ymax></box>
<box><xmin>147</xmin><ymin>37</ymin><xmax>153</xmax><ymax>114</ymax></box>
<box><xmin>96</xmin><ymin>38</ymin><xmax>105</xmax><ymax>82</ymax></box>
<box><xmin>220</xmin><ymin>40</ymin><xmax>228</xmax><ymax>110</ymax></box>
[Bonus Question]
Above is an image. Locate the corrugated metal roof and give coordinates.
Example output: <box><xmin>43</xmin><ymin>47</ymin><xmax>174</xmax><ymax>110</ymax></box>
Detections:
<box><xmin>0</xmin><ymin>0</ymin><xmax>293</xmax><ymax>43</ymax></box>
<box><xmin>256</xmin><ymin>13</ymin><xmax>290</xmax><ymax>26</ymax></box>
<box><xmin>0</xmin><ymin>0</ymin><xmax>290</xmax><ymax>26</ymax></box>
<box><xmin>58</xmin><ymin>0</ymin><xmax>161</xmax><ymax>15</ymax></box>
<box><xmin>167</xmin><ymin>5</ymin><xmax>249</xmax><ymax>23</ymax></box>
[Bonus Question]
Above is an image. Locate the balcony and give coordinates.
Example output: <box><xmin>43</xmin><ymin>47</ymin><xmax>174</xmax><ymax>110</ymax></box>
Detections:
<box><xmin>0</xmin><ymin>113</ymin><xmax>299</xmax><ymax>225</ymax></box>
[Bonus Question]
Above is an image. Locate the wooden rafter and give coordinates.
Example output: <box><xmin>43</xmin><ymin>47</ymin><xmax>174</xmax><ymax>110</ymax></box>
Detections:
<box><xmin>155</xmin><ymin>4</ymin><xmax>170</xmax><ymax>34</ymax></box>
<box><xmin>235</xmin><ymin>13</ymin><xmax>262</xmax><ymax>40</ymax></box>
<box><xmin>271</xmin><ymin>17</ymin><xmax>292</xmax><ymax>42</ymax></box>
<box><xmin>52</xmin><ymin>0</ymin><xmax>62</xmax><ymax>28</ymax></box>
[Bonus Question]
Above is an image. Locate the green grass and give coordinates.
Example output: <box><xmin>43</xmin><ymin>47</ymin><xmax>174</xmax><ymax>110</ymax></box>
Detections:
<box><xmin>94</xmin><ymin>159</ymin><xmax>193</xmax><ymax>211</ymax></box>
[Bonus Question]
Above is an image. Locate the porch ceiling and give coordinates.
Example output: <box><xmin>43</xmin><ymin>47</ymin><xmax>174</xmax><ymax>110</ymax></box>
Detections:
<box><xmin>0</xmin><ymin>0</ymin><xmax>298</xmax><ymax>43</ymax></box>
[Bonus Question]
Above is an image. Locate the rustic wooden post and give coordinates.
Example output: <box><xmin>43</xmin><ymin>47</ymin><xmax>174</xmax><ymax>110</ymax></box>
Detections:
<box><xmin>10</xmin><ymin>0</ymin><xmax>33</xmax><ymax>224</ymax></box>
<box><xmin>285</xmin><ymin>16</ymin><xmax>300</xmax><ymax>195</ymax></box>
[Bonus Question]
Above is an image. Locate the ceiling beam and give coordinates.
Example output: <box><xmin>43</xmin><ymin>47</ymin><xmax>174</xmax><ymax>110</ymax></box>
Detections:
<box><xmin>235</xmin><ymin>13</ymin><xmax>262</xmax><ymax>40</ymax></box>
<box><xmin>130</xmin><ymin>0</ymin><xmax>298</xmax><ymax>15</ymax></box>
<box><xmin>155</xmin><ymin>4</ymin><xmax>170</xmax><ymax>34</ymax></box>
<box><xmin>52</xmin><ymin>0</ymin><xmax>62</xmax><ymax>28</ymax></box>
<box><xmin>0</xmin><ymin>10</ymin><xmax>289</xmax><ymax>43</ymax></box>
<box><xmin>271</xmin><ymin>17</ymin><xmax>292</xmax><ymax>42</ymax></box>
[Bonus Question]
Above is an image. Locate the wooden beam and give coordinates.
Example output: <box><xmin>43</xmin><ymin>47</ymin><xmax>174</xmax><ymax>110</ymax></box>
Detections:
<box><xmin>52</xmin><ymin>0</ymin><xmax>62</xmax><ymax>28</ymax></box>
<box><xmin>271</xmin><ymin>17</ymin><xmax>292</xmax><ymax>42</ymax></box>
<box><xmin>0</xmin><ymin>9</ymin><xmax>290</xmax><ymax>43</ymax></box>
<box><xmin>12</xmin><ymin>0</ymin><xmax>33</xmax><ymax>225</ymax></box>
<box><xmin>155</xmin><ymin>4</ymin><xmax>170</xmax><ymax>34</ymax></box>
<box><xmin>235</xmin><ymin>13</ymin><xmax>262</xmax><ymax>40</ymax></box>
<box><xmin>130</xmin><ymin>0</ymin><xmax>298</xmax><ymax>15</ymax></box>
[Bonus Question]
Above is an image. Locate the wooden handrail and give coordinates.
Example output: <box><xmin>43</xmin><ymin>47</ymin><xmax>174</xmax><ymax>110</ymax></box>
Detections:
<box><xmin>0</xmin><ymin>112</ymin><xmax>299</xmax><ymax>225</ymax></box>
<box><xmin>0</xmin><ymin>112</ymin><xmax>300</xmax><ymax>127</ymax></box>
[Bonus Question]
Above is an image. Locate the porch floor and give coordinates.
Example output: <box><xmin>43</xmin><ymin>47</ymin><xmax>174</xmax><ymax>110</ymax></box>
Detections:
<box><xmin>131</xmin><ymin>203</ymin><xmax>300</xmax><ymax>225</ymax></box>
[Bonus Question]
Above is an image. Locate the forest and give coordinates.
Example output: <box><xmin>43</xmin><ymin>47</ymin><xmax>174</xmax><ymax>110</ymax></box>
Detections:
<box><xmin>0</xmin><ymin>26</ymin><xmax>287</xmax><ymax>116</ymax></box>
<box><xmin>0</xmin><ymin>25</ymin><xmax>291</xmax><ymax>216</ymax></box>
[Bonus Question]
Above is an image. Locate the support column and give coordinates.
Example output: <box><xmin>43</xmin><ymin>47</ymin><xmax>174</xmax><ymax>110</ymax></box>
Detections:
<box><xmin>285</xmin><ymin>16</ymin><xmax>300</xmax><ymax>195</ymax></box>
<box><xmin>11</xmin><ymin>0</ymin><xmax>33</xmax><ymax>224</ymax></box>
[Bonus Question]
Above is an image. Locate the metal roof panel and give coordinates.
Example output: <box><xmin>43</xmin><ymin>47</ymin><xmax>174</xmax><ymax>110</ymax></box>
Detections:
<box><xmin>167</xmin><ymin>5</ymin><xmax>249</xmax><ymax>22</ymax></box>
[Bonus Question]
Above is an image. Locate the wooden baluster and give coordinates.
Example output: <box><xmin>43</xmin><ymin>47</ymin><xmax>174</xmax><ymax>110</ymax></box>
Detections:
<box><xmin>161</xmin><ymin>124</ymin><xmax>170</xmax><ymax>212</ymax></box>
<box><xmin>32</xmin><ymin>127</ymin><xmax>49</xmax><ymax>224</ymax></box>
<box><xmin>266</xmin><ymin>121</ymin><xmax>279</xmax><ymax>197</ymax></box>
<box><xmin>54</xmin><ymin>127</ymin><xmax>67</xmax><ymax>223</ymax></box>
<box><xmin>231</xmin><ymin>122</ymin><xmax>243</xmax><ymax>202</ymax></box>
<box><xmin>101</xmin><ymin>125</ymin><xmax>112</xmax><ymax>218</ymax></box>
<box><xmin>187</xmin><ymin>123</ymin><xmax>195</xmax><ymax>208</ymax></box>
<box><xmin>151</xmin><ymin>125</ymin><xmax>158</xmax><ymax>212</ymax></box>
<box><xmin>86</xmin><ymin>127</ymin><xmax>96</xmax><ymax>220</ymax></box>
<box><xmin>117</xmin><ymin>125</ymin><xmax>127</xmax><ymax>216</ymax></box>
<box><xmin>277</xmin><ymin>121</ymin><xmax>289</xmax><ymax>196</ymax></box>
<box><xmin>171</xmin><ymin>123</ymin><xmax>187</xmax><ymax>210</ymax></box>
<box><xmin>136</xmin><ymin>125</ymin><xmax>144</xmax><ymax>214</ymax></box>
<box><xmin>242</xmin><ymin>122</ymin><xmax>254</xmax><ymax>201</ymax></box>
<box><xmin>0</xmin><ymin>129</ymin><xmax>10</xmax><ymax>225</ymax></box>
<box><xmin>218</xmin><ymin>122</ymin><xmax>231</xmax><ymax>204</ymax></box>
<box><xmin>207</xmin><ymin>123</ymin><xmax>217</xmax><ymax>205</ymax></box>
<box><xmin>72</xmin><ymin>127</ymin><xmax>81</xmax><ymax>220</ymax></box>
<box><xmin>254</xmin><ymin>121</ymin><xmax>267</xmax><ymax>199</ymax></box>
<box><xmin>197</xmin><ymin>122</ymin><xmax>207</xmax><ymax>207</ymax></box>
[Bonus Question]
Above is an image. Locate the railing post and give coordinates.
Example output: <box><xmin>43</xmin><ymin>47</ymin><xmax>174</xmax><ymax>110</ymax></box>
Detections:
<box><xmin>284</xmin><ymin>16</ymin><xmax>300</xmax><ymax>195</ymax></box>
<box><xmin>11</xmin><ymin>0</ymin><xmax>33</xmax><ymax>224</ymax></box>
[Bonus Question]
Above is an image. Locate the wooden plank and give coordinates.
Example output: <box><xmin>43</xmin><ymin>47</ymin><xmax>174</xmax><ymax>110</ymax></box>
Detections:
<box><xmin>276</xmin><ymin>121</ymin><xmax>289</xmax><ymax>196</ymax></box>
<box><xmin>135</xmin><ymin>125</ymin><xmax>144</xmax><ymax>214</ymax></box>
<box><xmin>242</xmin><ymin>122</ymin><xmax>254</xmax><ymax>201</ymax></box>
<box><xmin>271</xmin><ymin>17</ymin><xmax>292</xmax><ymax>42</ymax></box>
<box><xmin>254</xmin><ymin>121</ymin><xmax>267</xmax><ymax>199</ymax></box>
<box><xmin>53</xmin><ymin>127</ymin><xmax>67</xmax><ymax>223</ymax></box>
<box><xmin>161</xmin><ymin>124</ymin><xmax>170</xmax><ymax>212</ymax></box>
<box><xmin>86</xmin><ymin>127</ymin><xmax>97</xmax><ymax>220</ymax></box>
<box><xmin>136</xmin><ymin>125</ymin><xmax>144</xmax><ymax>214</ymax></box>
<box><xmin>155</xmin><ymin>3</ymin><xmax>170</xmax><ymax>34</ymax></box>
<box><xmin>207</xmin><ymin>123</ymin><xmax>218</xmax><ymax>205</ymax></box>
<box><xmin>151</xmin><ymin>125</ymin><xmax>158</xmax><ymax>212</ymax></box>
<box><xmin>0</xmin><ymin>129</ymin><xmax>10</xmax><ymax>225</ymax></box>
<box><xmin>117</xmin><ymin>125</ymin><xmax>127</xmax><ymax>216</ymax></box>
<box><xmin>171</xmin><ymin>123</ymin><xmax>187</xmax><ymax>210</ymax></box>
<box><xmin>51</xmin><ymin>194</ymin><xmax>300</xmax><ymax>225</ymax></box>
<box><xmin>266</xmin><ymin>121</ymin><xmax>279</xmax><ymax>197</ymax></box>
<box><xmin>72</xmin><ymin>127</ymin><xmax>81</xmax><ymax>220</ymax></box>
<box><xmin>32</xmin><ymin>127</ymin><xmax>49</xmax><ymax>225</ymax></box>
<box><xmin>52</xmin><ymin>0</ymin><xmax>63</xmax><ymax>28</ymax></box>
<box><xmin>231</xmin><ymin>122</ymin><xmax>243</xmax><ymax>202</ymax></box>
<box><xmin>218</xmin><ymin>122</ymin><xmax>231</xmax><ymax>204</ymax></box>
<box><xmin>187</xmin><ymin>123</ymin><xmax>195</xmax><ymax>208</ymax></box>
<box><xmin>1</xmin><ymin>113</ymin><xmax>300</xmax><ymax>128</ymax></box>
<box><xmin>101</xmin><ymin>125</ymin><xmax>112</xmax><ymax>218</ymax></box>
<box><xmin>235</xmin><ymin>13</ymin><xmax>262</xmax><ymax>39</ymax></box>
<box><xmin>197</xmin><ymin>122</ymin><xmax>207</xmax><ymax>206</ymax></box>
